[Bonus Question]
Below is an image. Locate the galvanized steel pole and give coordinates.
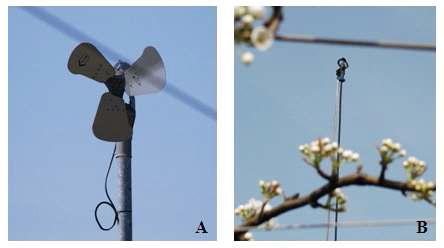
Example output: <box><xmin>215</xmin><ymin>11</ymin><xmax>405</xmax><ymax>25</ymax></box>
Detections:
<box><xmin>116</xmin><ymin>138</ymin><xmax>133</xmax><ymax>240</ymax></box>
<box><xmin>114</xmin><ymin>64</ymin><xmax>135</xmax><ymax>241</ymax></box>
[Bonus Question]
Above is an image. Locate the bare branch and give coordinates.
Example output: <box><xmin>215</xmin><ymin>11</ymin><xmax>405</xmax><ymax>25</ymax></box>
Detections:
<box><xmin>274</xmin><ymin>34</ymin><xmax>435</xmax><ymax>51</ymax></box>
<box><xmin>315</xmin><ymin>166</ymin><xmax>332</xmax><ymax>180</ymax></box>
<box><xmin>303</xmin><ymin>157</ymin><xmax>332</xmax><ymax>180</ymax></box>
<box><xmin>264</xmin><ymin>6</ymin><xmax>283</xmax><ymax>33</ymax></box>
<box><xmin>379</xmin><ymin>159</ymin><xmax>389</xmax><ymax>180</ymax></box>
<box><xmin>262</xmin><ymin>7</ymin><xmax>435</xmax><ymax>52</ymax></box>
<box><xmin>257</xmin><ymin>199</ymin><xmax>270</xmax><ymax>220</ymax></box>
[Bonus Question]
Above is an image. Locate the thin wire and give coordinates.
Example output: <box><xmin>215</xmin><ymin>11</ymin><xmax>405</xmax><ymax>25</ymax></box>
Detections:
<box><xmin>20</xmin><ymin>7</ymin><xmax>216</xmax><ymax>121</ymax></box>
<box><xmin>94</xmin><ymin>145</ymin><xmax>119</xmax><ymax>231</ymax></box>
<box><xmin>326</xmin><ymin>80</ymin><xmax>344</xmax><ymax>240</ymax></box>
<box><xmin>236</xmin><ymin>218</ymin><xmax>436</xmax><ymax>232</ymax></box>
<box><xmin>333</xmin><ymin>80</ymin><xmax>343</xmax><ymax>241</ymax></box>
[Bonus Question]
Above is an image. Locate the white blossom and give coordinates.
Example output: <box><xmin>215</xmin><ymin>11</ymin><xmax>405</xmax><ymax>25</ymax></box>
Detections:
<box><xmin>378</xmin><ymin>138</ymin><xmax>407</xmax><ymax>164</ymax></box>
<box><xmin>247</xmin><ymin>6</ymin><xmax>265</xmax><ymax>19</ymax></box>
<box><xmin>427</xmin><ymin>182</ymin><xmax>435</xmax><ymax>188</ymax></box>
<box><xmin>234</xmin><ymin>6</ymin><xmax>247</xmax><ymax>18</ymax></box>
<box><xmin>403</xmin><ymin>156</ymin><xmax>426</xmax><ymax>180</ymax></box>
<box><xmin>310</xmin><ymin>144</ymin><xmax>320</xmax><ymax>153</ymax></box>
<box><xmin>407</xmin><ymin>178</ymin><xmax>434</xmax><ymax>202</ymax></box>
<box><xmin>382</xmin><ymin>138</ymin><xmax>393</xmax><ymax>146</ymax></box>
<box><xmin>298</xmin><ymin>145</ymin><xmax>305</xmax><ymax>152</ymax></box>
<box><xmin>337</xmin><ymin>148</ymin><xmax>344</xmax><ymax>155</ymax></box>
<box><xmin>321</xmin><ymin>137</ymin><xmax>330</xmax><ymax>144</ymax></box>
<box><xmin>241</xmin><ymin>14</ymin><xmax>254</xmax><ymax>24</ymax></box>
<box><xmin>243</xmin><ymin>232</ymin><xmax>253</xmax><ymax>240</ymax></box>
<box><xmin>342</xmin><ymin>150</ymin><xmax>352</xmax><ymax>158</ymax></box>
<box><xmin>259</xmin><ymin>179</ymin><xmax>283</xmax><ymax>199</ymax></box>
<box><xmin>235</xmin><ymin>198</ymin><xmax>273</xmax><ymax>222</ymax></box>
<box><xmin>298</xmin><ymin>138</ymin><xmax>359</xmax><ymax>166</ymax></box>
<box><xmin>351</xmin><ymin>153</ymin><xmax>360</xmax><ymax>162</ymax></box>
<box><xmin>332</xmin><ymin>188</ymin><xmax>347</xmax><ymax>208</ymax></box>
<box><xmin>251</xmin><ymin>26</ymin><xmax>274</xmax><ymax>51</ymax></box>
<box><xmin>399</xmin><ymin>149</ymin><xmax>407</xmax><ymax>157</ymax></box>
<box><xmin>241</xmin><ymin>51</ymin><xmax>254</xmax><ymax>65</ymax></box>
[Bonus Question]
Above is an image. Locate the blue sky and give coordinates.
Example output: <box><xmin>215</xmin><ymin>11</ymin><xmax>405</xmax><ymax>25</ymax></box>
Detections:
<box><xmin>235</xmin><ymin>7</ymin><xmax>435</xmax><ymax>240</ymax></box>
<box><xmin>9</xmin><ymin>6</ymin><xmax>216</xmax><ymax>240</ymax></box>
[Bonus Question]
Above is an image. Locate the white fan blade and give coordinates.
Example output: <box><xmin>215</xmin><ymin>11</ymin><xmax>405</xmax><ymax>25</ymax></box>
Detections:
<box><xmin>124</xmin><ymin>47</ymin><xmax>166</xmax><ymax>96</ymax></box>
<box><xmin>92</xmin><ymin>93</ymin><xmax>132</xmax><ymax>142</ymax></box>
<box><xmin>68</xmin><ymin>42</ymin><xmax>115</xmax><ymax>83</ymax></box>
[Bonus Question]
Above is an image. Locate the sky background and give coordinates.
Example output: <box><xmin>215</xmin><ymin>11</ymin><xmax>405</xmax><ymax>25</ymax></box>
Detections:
<box><xmin>235</xmin><ymin>7</ymin><xmax>436</xmax><ymax>240</ymax></box>
<box><xmin>9</xmin><ymin>6</ymin><xmax>216</xmax><ymax>240</ymax></box>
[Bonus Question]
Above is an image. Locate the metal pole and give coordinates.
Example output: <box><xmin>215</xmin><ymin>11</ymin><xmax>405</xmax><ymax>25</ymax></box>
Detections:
<box><xmin>116</xmin><ymin>139</ymin><xmax>133</xmax><ymax>241</ymax></box>
<box><xmin>114</xmin><ymin>63</ymin><xmax>135</xmax><ymax>241</ymax></box>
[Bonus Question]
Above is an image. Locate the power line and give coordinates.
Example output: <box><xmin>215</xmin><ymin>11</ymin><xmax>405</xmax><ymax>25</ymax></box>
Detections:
<box><xmin>21</xmin><ymin>7</ymin><xmax>216</xmax><ymax>121</ymax></box>
<box><xmin>236</xmin><ymin>218</ymin><xmax>435</xmax><ymax>232</ymax></box>
<box><xmin>275</xmin><ymin>34</ymin><xmax>436</xmax><ymax>52</ymax></box>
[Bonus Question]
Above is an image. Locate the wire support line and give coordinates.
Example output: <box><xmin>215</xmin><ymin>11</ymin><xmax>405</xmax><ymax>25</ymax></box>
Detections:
<box><xmin>333</xmin><ymin>79</ymin><xmax>344</xmax><ymax>241</ymax></box>
<box><xmin>236</xmin><ymin>218</ymin><xmax>436</xmax><ymax>232</ymax></box>
<box><xmin>21</xmin><ymin>6</ymin><xmax>216</xmax><ymax>121</ymax></box>
<box><xmin>275</xmin><ymin>34</ymin><xmax>436</xmax><ymax>52</ymax></box>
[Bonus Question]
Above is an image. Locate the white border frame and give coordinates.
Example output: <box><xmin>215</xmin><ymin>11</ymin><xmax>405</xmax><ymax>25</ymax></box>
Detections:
<box><xmin>1</xmin><ymin>0</ymin><xmax>440</xmax><ymax>247</ymax></box>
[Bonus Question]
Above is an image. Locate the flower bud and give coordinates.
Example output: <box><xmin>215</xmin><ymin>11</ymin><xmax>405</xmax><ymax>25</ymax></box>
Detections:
<box><xmin>242</xmin><ymin>14</ymin><xmax>254</xmax><ymax>24</ymax></box>
<box><xmin>241</xmin><ymin>51</ymin><xmax>254</xmax><ymax>65</ymax></box>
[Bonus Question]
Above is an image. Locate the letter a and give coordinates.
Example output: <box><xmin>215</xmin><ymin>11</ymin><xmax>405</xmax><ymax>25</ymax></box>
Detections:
<box><xmin>195</xmin><ymin>220</ymin><xmax>208</xmax><ymax>233</ymax></box>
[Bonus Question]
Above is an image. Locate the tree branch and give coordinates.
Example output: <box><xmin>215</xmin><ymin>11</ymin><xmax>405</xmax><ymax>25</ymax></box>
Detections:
<box><xmin>274</xmin><ymin>34</ymin><xmax>436</xmax><ymax>51</ymax></box>
<box><xmin>264</xmin><ymin>6</ymin><xmax>283</xmax><ymax>33</ymax></box>
<box><xmin>315</xmin><ymin>166</ymin><xmax>332</xmax><ymax>180</ymax></box>
<box><xmin>303</xmin><ymin>158</ymin><xmax>331</xmax><ymax>180</ymax></box>
<box><xmin>234</xmin><ymin>171</ymin><xmax>435</xmax><ymax>240</ymax></box>
<box><xmin>262</xmin><ymin>7</ymin><xmax>435</xmax><ymax>52</ymax></box>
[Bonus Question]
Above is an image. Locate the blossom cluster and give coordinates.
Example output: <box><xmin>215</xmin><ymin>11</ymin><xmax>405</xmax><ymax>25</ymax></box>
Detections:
<box><xmin>403</xmin><ymin>156</ymin><xmax>426</xmax><ymax>180</ymax></box>
<box><xmin>407</xmin><ymin>179</ymin><xmax>435</xmax><ymax>201</ymax></box>
<box><xmin>378</xmin><ymin>138</ymin><xmax>406</xmax><ymax>165</ymax></box>
<box><xmin>377</xmin><ymin>139</ymin><xmax>434</xmax><ymax>202</ymax></box>
<box><xmin>401</xmin><ymin>156</ymin><xmax>434</xmax><ymax>202</ymax></box>
<box><xmin>259</xmin><ymin>180</ymin><xmax>283</xmax><ymax>200</ymax></box>
<box><xmin>235</xmin><ymin>198</ymin><xmax>271</xmax><ymax>221</ymax></box>
<box><xmin>235</xmin><ymin>6</ymin><xmax>265</xmax><ymax>20</ymax></box>
<box><xmin>298</xmin><ymin>138</ymin><xmax>359</xmax><ymax>168</ymax></box>
<box><xmin>234</xmin><ymin>6</ymin><xmax>274</xmax><ymax>65</ymax></box>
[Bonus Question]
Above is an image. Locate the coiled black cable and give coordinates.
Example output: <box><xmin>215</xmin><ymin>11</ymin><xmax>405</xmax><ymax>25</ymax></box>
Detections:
<box><xmin>94</xmin><ymin>145</ymin><xmax>119</xmax><ymax>231</ymax></box>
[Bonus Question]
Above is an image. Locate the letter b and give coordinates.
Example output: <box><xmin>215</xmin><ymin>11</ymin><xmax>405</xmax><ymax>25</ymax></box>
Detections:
<box><xmin>416</xmin><ymin>220</ymin><xmax>428</xmax><ymax>233</ymax></box>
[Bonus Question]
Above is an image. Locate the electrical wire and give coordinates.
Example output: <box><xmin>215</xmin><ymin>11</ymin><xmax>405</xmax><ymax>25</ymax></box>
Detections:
<box><xmin>236</xmin><ymin>218</ymin><xmax>436</xmax><ymax>232</ymax></box>
<box><xmin>94</xmin><ymin>145</ymin><xmax>119</xmax><ymax>231</ymax></box>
